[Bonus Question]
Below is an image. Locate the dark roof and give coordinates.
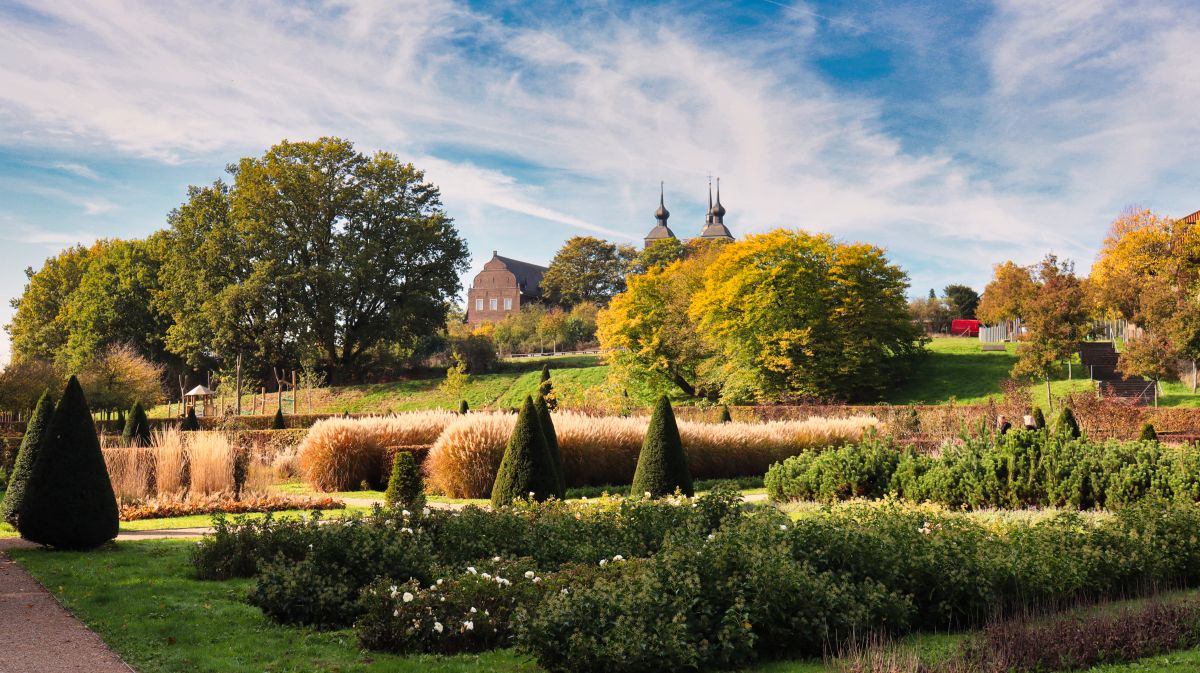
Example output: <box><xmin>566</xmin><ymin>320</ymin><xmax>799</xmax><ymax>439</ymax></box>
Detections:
<box><xmin>1182</xmin><ymin>209</ymin><xmax>1200</xmax><ymax>224</ymax></box>
<box><xmin>495</xmin><ymin>255</ymin><xmax>548</xmax><ymax>298</ymax></box>
<box><xmin>700</xmin><ymin>222</ymin><xmax>733</xmax><ymax>239</ymax></box>
<box><xmin>645</xmin><ymin>223</ymin><xmax>676</xmax><ymax>241</ymax></box>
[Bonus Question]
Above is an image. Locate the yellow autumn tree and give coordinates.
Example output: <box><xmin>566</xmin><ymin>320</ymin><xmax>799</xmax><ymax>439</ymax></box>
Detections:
<box><xmin>976</xmin><ymin>261</ymin><xmax>1038</xmax><ymax>325</ymax></box>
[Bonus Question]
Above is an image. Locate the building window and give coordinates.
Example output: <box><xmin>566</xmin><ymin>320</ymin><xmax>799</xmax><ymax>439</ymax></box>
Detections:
<box><xmin>490</xmin><ymin>298</ymin><xmax>498</xmax><ymax>310</ymax></box>
<box><xmin>504</xmin><ymin>297</ymin><xmax>513</xmax><ymax>310</ymax></box>
<box><xmin>475</xmin><ymin>298</ymin><xmax>483</xmax><ymax>312</ymax></box>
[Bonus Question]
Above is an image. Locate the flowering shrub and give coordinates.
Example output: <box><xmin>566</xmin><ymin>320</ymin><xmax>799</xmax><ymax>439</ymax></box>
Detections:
<box><xmin>767</xmin><ymin>430</ymin><xmax>1200</xmax><ymax>510</ymax></box>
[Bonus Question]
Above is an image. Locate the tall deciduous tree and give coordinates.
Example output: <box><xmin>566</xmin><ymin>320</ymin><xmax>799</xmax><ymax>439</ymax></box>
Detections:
<box><xmin>977</xmin><ymin>261</ymin><xmax>1038</xmax><ymax>325</ymax></box>
<box><xmin>159</xmin><ymin>138</ymin><xmax>469</xmax><ymax>381</ymax></box>
<box><xmin>1011</xmin><ymin>255</ymin><xmax>1090</xmax><ymax>409</ymax></box>
<box><xmin>540</xmin><ymin>236</ymin><xmax>638</xmax><ymax>307</ymax></box>
<box><xmin>691</xmin><ymin>230</ymin><xmax>924</xmax><ymax>402</ymax></box>
<box><xmin>77</xmin><ymin>344</ymin><xmax>165</xmax><ymax>417</ymax></box>
<box><xmin>7</xmin><ymin>244</ymin><xmax>91</xmax><ymax>363</ymax></box>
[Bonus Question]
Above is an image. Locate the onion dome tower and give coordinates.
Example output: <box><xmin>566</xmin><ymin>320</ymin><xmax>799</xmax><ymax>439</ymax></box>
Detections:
<box><xmin>700</xmin><ymin>177</ymin><xmax>733</xmax><ymax>241</ymax></box>
<box><xmin>643</xmin><ymin>182</ymin><xmax>677</xmax><ymax>248</ymax></box>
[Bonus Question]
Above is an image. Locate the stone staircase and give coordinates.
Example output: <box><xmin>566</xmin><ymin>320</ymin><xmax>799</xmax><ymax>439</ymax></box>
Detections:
<box><xmin>1078</xmin><ymin>341</ymin><xmax>1155</xmax><ymax>404</ymax></box>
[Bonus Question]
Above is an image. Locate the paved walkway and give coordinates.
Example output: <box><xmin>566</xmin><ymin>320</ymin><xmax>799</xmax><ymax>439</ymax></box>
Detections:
<box><xmin>0</xmin><ymin>538</ymin><xmax>135</xmax><ymax>673</ymax></box>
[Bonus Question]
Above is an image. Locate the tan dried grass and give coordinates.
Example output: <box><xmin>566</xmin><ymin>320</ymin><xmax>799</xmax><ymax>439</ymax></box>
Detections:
<box><xmin>151</xmin><ymin>427</ymin><xmax>187</xmax><ymax>495</ymax></box>
<box><xmin>103</xmin><ymin>447</ymin><xmax>153</xmax><ymax>501</ymax></box>
<box><xmin>187</xmin><ymin>431</ymin><xmax>235</xmax><ymax>496</ymax></box>
<box><xmin>425</xmin><ymin>411</ymin><xmax>878</xmax><ymax>498</ymax></box>
<box><xmin>298</xmin><ymin>412</ymin><xmax>458</xmax><ymax>491</ymax></box>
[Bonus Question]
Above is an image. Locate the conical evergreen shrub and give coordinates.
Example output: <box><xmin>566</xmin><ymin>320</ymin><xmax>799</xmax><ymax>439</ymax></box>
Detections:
<box><xmin>272</xmin><ymin>407</ymin><xmax>286</xmax><ymax>430</ymax></box>
<box><xmin>1031</xmin><ymin>407</ymin><xmax>1046</xmax><ymax>430</ymax></box>
<box><xmin>1139</xmin><ymin>422</ymin><xmax>1158</xmax><ymax>441</ymax></box>
<box><xmin>181</xmin><ymin>406</ymin><xmax>200</xmax><ymax>431</ymax></box>
<box><xmin>1054</xmin><ymin>407</ymin><xmax>1081</xmax><ymax>439</ymax></box>
<box><xmin>459</xmin><ymin>399</ymin><xmax>470</xmax><ymax>415</ymax></box>
<box><xmin>2</xmin><ymin>390</ymin><xmax>54</xmax><ymax>527</ymax></box>
<box><xmin>535</xmin><ymin>394</ymin><xmax>566</xmax><ymax>497</ymax></box>
<box><xmin>384</xmin><ymin>451</ymin><xmax>426</xmax><ymax>511</ymax></box>
<box><xmin>17</xmin><ymin>376</ymin><xmax>119</xmax><ymax>550</ymax></box>
<box><xmin>122</xmin><ymin>401</ymin><xmax>151</xmax><ymax>446</ymax></box>
<box><xmin>490</xmin><ymin>396</ymin><xmax>558</xmax><ymax>507</ymax></box>
<box><xmin>631</xmin><ymin>396</ymin><xmax>693</xmax><ymax>498</ymax></box>
<box><xmin>114</xmin><ymin>410</ymin><xmax>125</xmax><ymax>435</ymax></box>
<box><xmin>719</xmin><ymin>405</ymin><xmax>733</xmax><ymax>423</ymax></box>
<box><xmin>538</xmin><ymin>365</ymin><xmax>556</xmax><ymax>410</ymax></box>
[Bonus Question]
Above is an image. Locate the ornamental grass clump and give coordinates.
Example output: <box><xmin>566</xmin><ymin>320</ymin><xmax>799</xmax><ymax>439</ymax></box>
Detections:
<box><xmin>298</xmin><ymin>411</ymin><xmax>457</xmax><ymax>491</ymax></box>
<box><xmin>490</xmin><ymin>396</ymin><xmax>559</xmax><ymax>507</ymax></box>
<box><xmin>630</xmin><ymin>396</ymin><xmax>692</xmax><ymax>498</ymax></box>
<box><xmin>17</xmin><ymin>376</ymin><xmax>120</xmax><ymax>550</ymax></box>
<box><xmin>2</xmin><ymin>390</ymin><xmax>54</xmax><ymax>527</ymax></box>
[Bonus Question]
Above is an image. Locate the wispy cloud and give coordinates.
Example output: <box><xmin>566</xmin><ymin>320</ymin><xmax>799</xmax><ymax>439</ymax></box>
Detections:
<box><xmin>49</xmin><ymin>161</ymin><xmax>99</xmax><ymax>180</ymax></box>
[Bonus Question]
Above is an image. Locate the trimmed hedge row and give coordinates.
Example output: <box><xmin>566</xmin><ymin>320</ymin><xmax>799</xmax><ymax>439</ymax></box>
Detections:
<box><xmin>766</xmin><ymin>430</ymin><xmax>1200</xmax><ymax>510</ymax></box>
<box><xmin>193</xmin><ymin>493</ymin><xmax>1200</xmax><ymax>672</ymax></box>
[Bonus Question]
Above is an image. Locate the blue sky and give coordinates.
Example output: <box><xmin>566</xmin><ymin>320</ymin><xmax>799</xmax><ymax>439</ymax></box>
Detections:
<box><xmin>2</xmin><ymin>0</ymin><xmax>1199</xmax><ymax>364</ymax></box>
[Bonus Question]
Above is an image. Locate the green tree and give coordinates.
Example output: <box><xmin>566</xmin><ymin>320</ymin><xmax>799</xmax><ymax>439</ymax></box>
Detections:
<box><xmin>458</xmin><ymin>399</ymin><xmax>469</xmax><ymax>414</ymax></box>
<box><xmin>630</xmin><ymin>396</ymin><xmax>693</xmax><ymax>498</ymax></box>
<box><xmin>384</xmin><ymin>451</ymin><xmax>426</xmax><ymax>511</ymax></box>
<box><xmin>1054</xmin><ymin>406</ymin><xmax>1081</xmax><ymax>439</ymax></box>
<box><xmin>490</xmin><ymin>396</ymin><xmax>558</xmax><ymax>507</ymax></box>
<box><xmin>0</xmin><ymin>359</ymin><xmax>62</xmax><ymax>416</ymax></box>
<box><xmin>122</xmin><ymin>401</ymin><xmax>151</xmax><ymax>446</ymax></box>
<box><xmin>1011</xmin><ymin>255</ymin><xmax>1091</xmax><ymax>409</ymax></box>
<box><xmin>1119</xmin><ymin>332</ymin><xmax>1176</xmax><ymax>406</ymax></box>
<box><xmin>1031</xmin><ymin>407</ymin><xmax>1046</xmax><ymax>430</ymax></box>
<box><xmin>691</xmin><ymin>230</ymin><xmax>925</xmax><ymax>402</ymax></box>
<box><xmin>17</xmin><ymin>376</ymin><xmax>119</xmax><ymax>550</ymax></box>
<box><xmin>159</xmin><ymin>138</ymin><xmax>469</xmax><ymax>381</ymax></box>
<box><xmin>538</xmin><ymin>365</ymin><xmax>556</xmax><ymax>410</ymax></box>
<box><xmin>77</xmin><ymin>344</ymin><xmax>164</xmax><ymax>417</ymax></box>
<box><xmin>534</xmin><ymin>394</ymin><xmax>566</xmax><ymax>497</ymax></box>
<box><xmin>909</xmin><ymin>296</ymin><xmax>952</xmax><ymax>333</ymax></box>
<box><xmin>943</xmin><ymin>284</ymin><xmax>980</xmax><ymax>319</ymax></box>
<box><xmin>271</xmin><ymin>407</ymin><xmax>286</xmax><ymax>430</ymax></box>
<box><xmin>540</xmin><ymin>236</ymin><xmax>638</xmax><ymax>307</ymax></box>
<box><xmin>977</xmin><ymin>261</ymin><xmax>1038</xmax><ymax>325</ymax></box>
<box><xmin>719</xmin><ymin>405</ymin><xmax>732</xmax><ymax>423</ymax></box>
<box><xmin>637</xmin><ymin>237</ymin><xmax>686</xmax><ymax>272</ymax></box>
<box><xmin>2</xmin><ymin>390</ymin><xmax>54</xmax><ymax>527</ymax></box>
<box><xmin>6</xmin><ymin>244</ymin><xmax>91</xmax><ymax>363</ymax></box>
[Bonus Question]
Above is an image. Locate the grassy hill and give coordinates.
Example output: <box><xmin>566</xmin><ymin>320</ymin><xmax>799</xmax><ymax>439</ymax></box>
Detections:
<box><xmin>150</xmin><ymin>338</ymin><xmax>1200</xmax><ymax>418</ymax></box>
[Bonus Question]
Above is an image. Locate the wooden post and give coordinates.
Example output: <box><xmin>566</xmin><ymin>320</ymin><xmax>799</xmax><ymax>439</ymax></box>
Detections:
<box><xmin>291</xmin><ymin>370</ymin><xmax>297</xmax><ymax>414</ymax></box>
<box><xmin>235</xmin><ymin>353</ymin><xmax>243</xmax><ymax>416</ymax></box>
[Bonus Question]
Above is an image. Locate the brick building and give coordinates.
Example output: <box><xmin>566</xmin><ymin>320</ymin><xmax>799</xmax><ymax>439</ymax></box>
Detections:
<box><xmin>465</xmin><ymin>251</ymin><xmax>548</xmax><ymax>326</ymax></box>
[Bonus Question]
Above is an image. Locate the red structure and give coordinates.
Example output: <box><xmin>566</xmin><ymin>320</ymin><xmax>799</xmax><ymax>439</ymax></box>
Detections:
<box><xmin>951</xmin><ymin>319</ymin><xmax>980</xmax><ymax>337</ymax></box>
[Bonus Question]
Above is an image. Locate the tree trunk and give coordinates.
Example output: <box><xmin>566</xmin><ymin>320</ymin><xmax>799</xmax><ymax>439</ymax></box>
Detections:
<box><xmin>1045</xmin><ymin>378</ymin><xmax>1053</xmax><ymax>411</ymax></box>
<box><xmin>671</xmin><ymin>372</ymin><xmax>696</xmax><ymax>398</ymax></box>
<box><xmin>1192</xmin><ymin>360</ymin><xmax>1196</xmax><ymax>394</ymax></box>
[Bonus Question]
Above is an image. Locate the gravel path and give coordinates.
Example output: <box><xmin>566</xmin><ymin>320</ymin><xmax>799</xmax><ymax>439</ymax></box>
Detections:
<box><xmin>0</xmin><ymin>538</ymin><xmax>135</xmax><ymax>673</ymax></box>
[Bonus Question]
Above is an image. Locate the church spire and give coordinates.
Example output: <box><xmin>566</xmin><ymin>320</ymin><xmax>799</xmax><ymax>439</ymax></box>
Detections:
<box><xmin>700</xmin><ymin>177</ymin><xmax>733</xmax><ymax>242</ymax></box>
<box><xmin>711</xmin><ymin>177</ymin><xmax>726</xmax><ymax>222</ymax></box>
<box><xmin>705</xmin><ymin>178</ymin><xmax>713</xmax><ymax>226</ymax></box>
<box><xmin>644</xmin><ymin>181</ymin><xmax>676</xmax><ymax>248</ymax></box>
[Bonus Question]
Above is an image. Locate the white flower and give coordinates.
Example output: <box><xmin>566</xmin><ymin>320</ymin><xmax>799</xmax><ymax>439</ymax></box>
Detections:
<box><xmin>644</xmin><ymin>491</ymin><xmax>652</xmax><ymax>498</ymax></box>
<box><xmin>707</xmin><ymin>534</ymin><xmax>716</xmax><ymax>541</ymax></box>
<box><xmin>612</xmin><ymin>555</ymin><xmax>624</xmax><ymax>562</ymax></box>
<box><xmin>463</xmin><ymin>620</ymin><xmax>474</xmax><ymax>630</ymax></box>
<box><xmin>440</xmin><ymin>596</ymin><xmax>445</xmax><ymax>602</ymax></box>
<box><xmin>779</xmin><ymin>524</ymin><xmax>788</xmax><ymax>531</ymax></box>
<box><xmin>436</xmin><ymin>579</ymin><xmax>444</xmax><ymax>586</ymax></box>
<box><xmin>401</xmin><ymin>527</ymin><xmax>413</xmax><ymax>534</ymax></box>
<box><xmin>422</xmin><ymin>507</ymin><xmax>431</xmax><ymax>517</ymax></box>
<box><xmin>581</xmin><ymin>496</ymin><xmax>588</xmax><ymax>501</ymax></box>
<box><xmin>481</xmin><ymin>573</ymin><xmax>492</xmax><ymax>580</ymax></box>
<box><xmin>402</xmin><ymin>592</ymin><xmax>414</xmax><ymax>603</ymax></box>
<box><xmin>467</xmin><ymin>566</ymin><xmax>477</xmax><ymax>574</ymax></box>
<box><xmin>469</xmin><ymin>607</ymin><xmax>477</xmax><ymax>613</ymax></box>
<box><xmin>524</xmin><ymin>571</ymin><xmax>536</xmax><ymax>579</ymax></box>
<box><xmin>308</xmin><ymin>543</ymin><xmax>314</xmax><ymax>550</ymax></box>
<box><xmin>533</xmin><ymin>577</ymin><xmax>542</xmax><ymax>583</ymax></box>
<box><xmin>599</xmin><ymin>559</ymin><xmax>608</xmax><ymax>567</ymax></box>
<box><xmin>401</xmin><ymin>509</ymin><xmax>411</xmax><ymax>517</ymax></box>
<box><xmin>433</xmin><ymin>621</ymin><xmax>444</xmax><ymax>633</ymax></box>
<box><xmin>492</xmin><ymin>556</ymin><xmax>501</xmax><ymax>562</ymax></box>
<box><xmin>393</xmin><ymin>609</ymin><xmax>400</xmax><ymax>617</ymax></box>
<box><xmin>561</xmin><ymin>588</ymin><xmax>570</xmax><ymax>595</ymax></box>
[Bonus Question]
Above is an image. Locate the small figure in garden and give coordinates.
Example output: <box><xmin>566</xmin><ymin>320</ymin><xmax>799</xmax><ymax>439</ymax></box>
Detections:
<box><xmin>996</xmin><ymin>415</ymin><xmax>1012</xmax><ymax>435</ymax></box>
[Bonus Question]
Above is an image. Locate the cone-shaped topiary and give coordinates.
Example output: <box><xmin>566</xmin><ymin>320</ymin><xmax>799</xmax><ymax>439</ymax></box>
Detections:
<box><xmin>1139</xmin><ymin>422</ymin><xmax>1158</xmax><ymax>441</ymax></box>
<box><xmin>631</xmin><ymin>396</ymin><xmax>693</xmax><ymax>498</ymax></box>
<box><xmin>491</xmin><ymin>396</ymin><xmax>558</xmax><ymax>507</ymax></box>
<box><xmin>384</xmin><ymin>451</ymin><xmax>426</xmax><ymax>511</ymax></box>
<box><xmin>271</xmin><ymin>407</ymin><xmax>286</xmax><ymax>430</ymax></box>
<box><xmin>1054</xmin><ymin>406</ymin><xmax>1081</xmax><ymax>439</ymax></box>
<box><xmin>538</xmin><ymin>365</ymin><xmax>556</xmax><ymax>410</ymax></box>
<box><xmin>719</xmin><ymin>405</ymin><xmax>732</xmax><ymax>424</ymax></box>
<box><xmin>1031</xmin><ymin>407</ymin><xmax>1046</xmax><ymax>430</ymax></box>
<box><xmin>459</xmin><ymin>399</ymin><xmax>469</xmax><ymax>415</ymax></box>
<box><xmin>114</xmin><ymin>410</ymin><xmax>125</xmax><ymax>435</ymax></box>
<box><xmin>2</xmin><ymin>390</ymin><xmax>54</xmax><ymax>527</ymax></box>
<box><xmin>122</xmin><ymin>401</ymin><xmax>151</xmax><ymax>446</ymax></box>
<box><xmin>17</xmin><ymin>376</ymin><xmax>119</xmax><ymax>550</ymax></box>
<box><xmin>181</xmin><ymin>406</ymin><xmax>200</xmax><ymax>431</ymax></box>
<box><xmin>534</xmin><ymin>394</ymin><xmax>566</xmax><ymax>497</ymax></box>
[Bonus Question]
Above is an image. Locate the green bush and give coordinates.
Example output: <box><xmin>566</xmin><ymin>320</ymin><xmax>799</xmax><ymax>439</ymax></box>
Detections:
<box><xmin>763</xmin><ymin>437</ymin><xmax>903</xmax><ymax>502</ymax></box>
<box><xmin>630</xmin><ymin>396</ymin><xmax>693</xmax><ymax>498</ymax></box>
<box><xmin>271</xmin><ymin>407</ymin><xmax>286</xmax><ymax>430</ymax></box>
<box><xmin>2</xmin><ymin>390</ymin><xmax>54</xmax><ymax>527</ymax></box>
<box><xmin>1054</xmin><ymin>406</ymin><xmax>1081</xmax><ymax>439</ymax></box>
<box><xmin>1139</xmin><ymin>422</ymin><xmax>1158</xmax><ymax>441</ymax></box>
<box><xmin>181</xmin><ymin>406</ymin><xmax>200</xmax><ymax>431</ymax></box>
<box><xmin>384</xmin><ymin>451</ymin><xmax>426</xmax><ymax>511</ymax></box>
<box><xmin>719</xmin><ymin>405</ymin><xmax>732</xmax><ymax>423</ymax></box>
<box><xmin>458</xmin><ymin>399</ymin><xmax>469</xmax><ymax>414</ymax></box>
<box><xmin>122</xmin><ymin>401</ymin><xmax>151</xmax><ymax>446</ymax></box>
<box><xmin>17</xmin><ymin>376</ymin><xmax>119</xmax><ymax>550</ymax></box>
<box><xmin>491</xmin><ymin>396</ymin><xmax>558</xmax><ymax>507</ymax></box>
<box><xmin>538</xmin><ymin>365</ymin><xmax>555</xmax><ymax>410</ymax></box>
<box><xmin>113</xmin><ymin>410</ymin><xmax>125</xmax><ymax>435</ymax></box>
<box><xmin>534</xmin><ymin>395</ymin><xmax>565</xmax><ymax>497</ymax></box>
<box><xmin>1032</xmin><ymin>407</ymin><xmax>1046</xmax><ymax>429</ymax></box>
